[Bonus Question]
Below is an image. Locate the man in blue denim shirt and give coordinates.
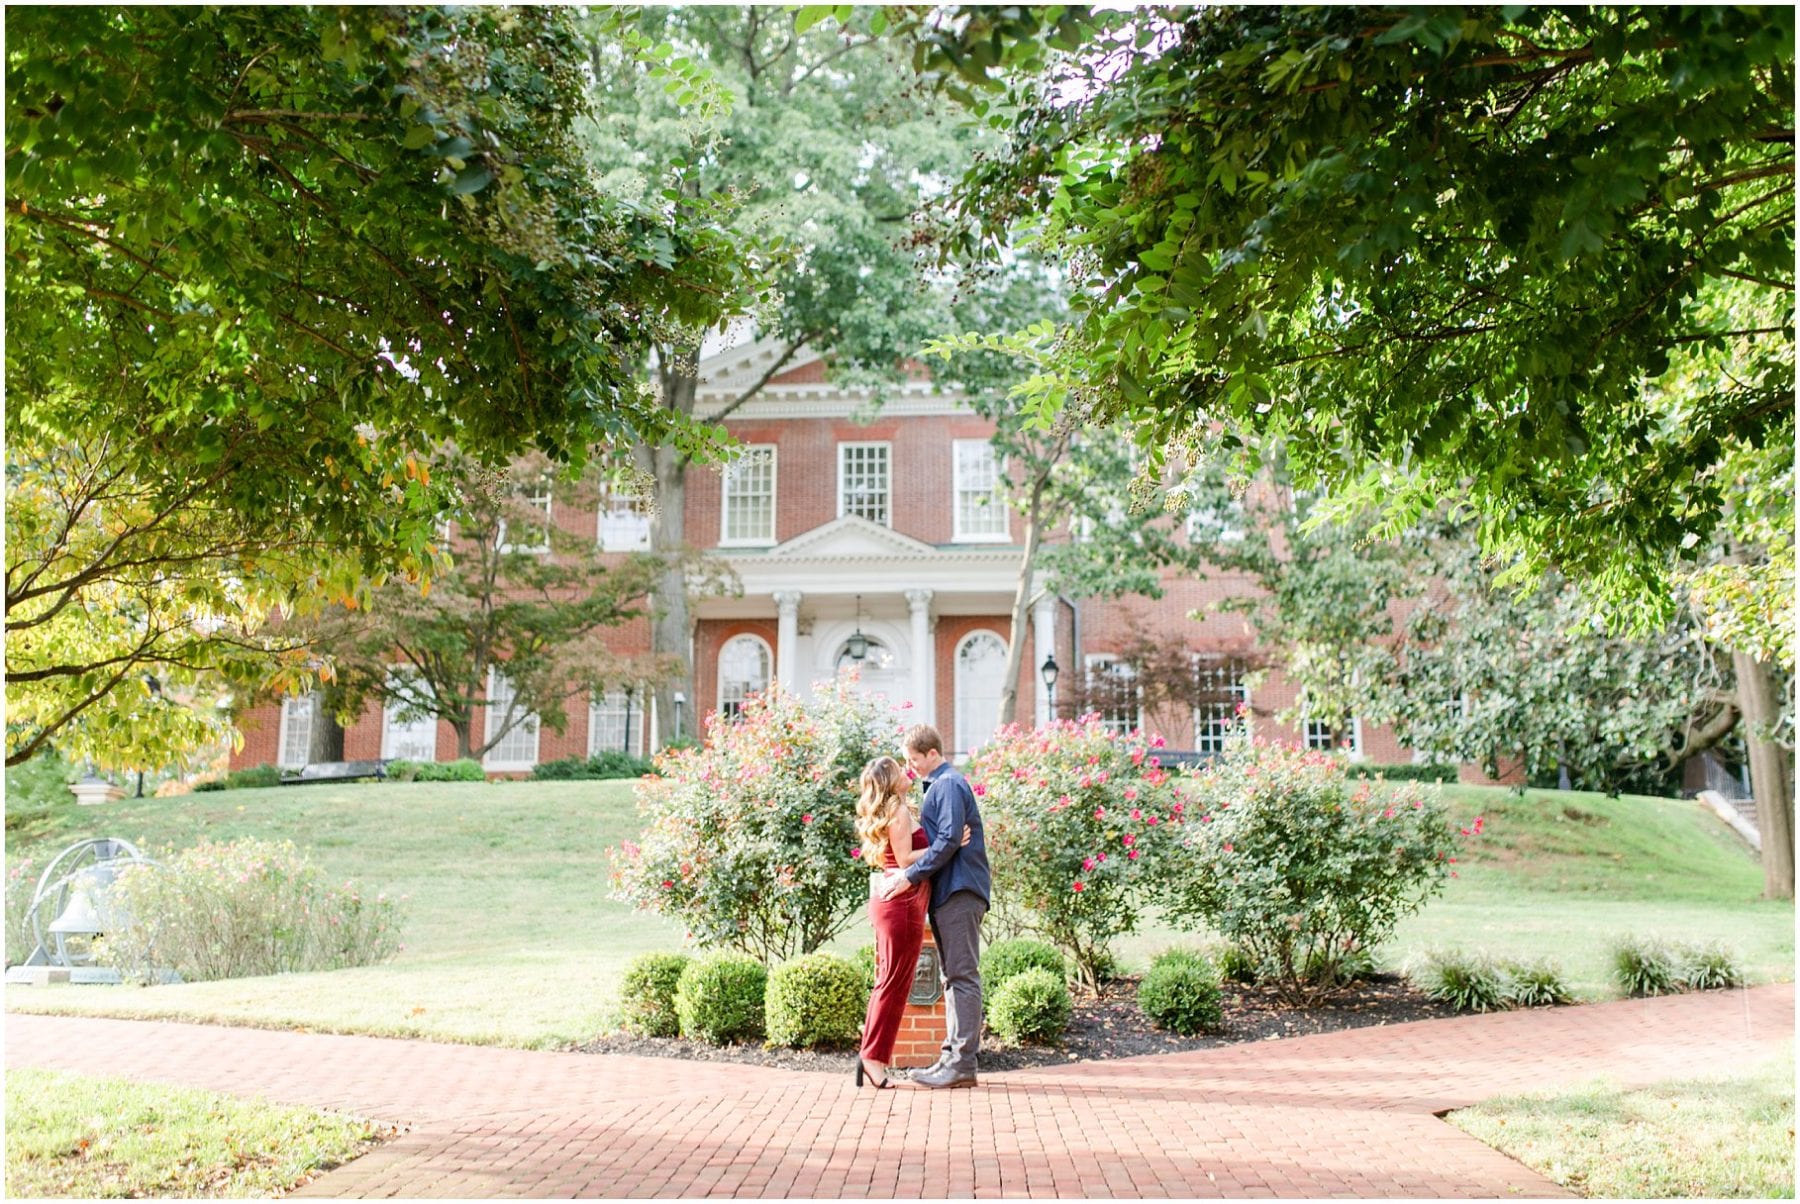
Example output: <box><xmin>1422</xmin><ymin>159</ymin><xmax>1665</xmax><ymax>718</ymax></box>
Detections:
<box><xmin>877</xmin><ymin>722</ymin><xmax>990</xmax><ymax>1088</ymax></box>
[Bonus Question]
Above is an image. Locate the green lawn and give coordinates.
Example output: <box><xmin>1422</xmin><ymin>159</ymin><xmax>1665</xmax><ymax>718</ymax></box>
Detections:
<box><xmin>5</xmin><ymin>1069</ymin><xmax>383</xmax><ymax>1198</ymax></box>
<box><xmin>1447</xmin><ymin>1044</ymin><xmax>1796</xmax><ymax>1198</ymax></box>
<box><xmin>5</xmin><ymin>778</ymin><xmax>1791</xmax><ymax>1046</ymax></box>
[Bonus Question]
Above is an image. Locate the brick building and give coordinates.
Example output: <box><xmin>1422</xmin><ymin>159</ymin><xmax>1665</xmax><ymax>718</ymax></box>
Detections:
<box><xmin>233</xmin><ymin>338</ymin><xmax>1490</xmax><ymax>779</ymax></box>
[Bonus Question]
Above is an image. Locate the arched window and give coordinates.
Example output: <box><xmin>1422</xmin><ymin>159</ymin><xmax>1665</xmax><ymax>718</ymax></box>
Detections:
<box><xmin>718</xmin><ymin>635</ymin><xmax>772</xmax><ymax>720</ymax></box>
<box><xmin>954</xmin><ymin>630</ymin><xmax>1008</xmax><ymax>754</ymax></box>
<box><xmin>835</xmin><ymin>635</ymin><xmax>900</xmax><ymax>701</ymax></box>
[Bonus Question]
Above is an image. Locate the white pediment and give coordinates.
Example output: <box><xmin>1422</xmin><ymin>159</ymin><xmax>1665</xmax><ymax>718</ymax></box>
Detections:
<box><xmin>766</xmin><ymin>516</ymin><xmax>939</xmax><ymax>561</ymax></box>
<box><xmin>697</xmin><ymin>334</ymin><xmax>823</xmax><ymax>395</ymax></box>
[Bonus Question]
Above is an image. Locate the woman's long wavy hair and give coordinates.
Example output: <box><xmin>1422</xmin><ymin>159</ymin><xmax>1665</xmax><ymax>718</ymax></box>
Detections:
<box><xmin>855</xmin><ymin>755</ymin><xmax>911</xmax><ymax>864</ymax></box>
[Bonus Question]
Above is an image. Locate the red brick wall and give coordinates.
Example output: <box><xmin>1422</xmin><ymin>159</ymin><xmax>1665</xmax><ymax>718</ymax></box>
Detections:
<box><xmin>695</xmin><ymin>414</ymin><xmax>1016</xmax><ymax>547</ymax></box>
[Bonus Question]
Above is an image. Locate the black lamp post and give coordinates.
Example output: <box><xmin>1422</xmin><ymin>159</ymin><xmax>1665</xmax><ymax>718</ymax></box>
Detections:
<box><xmin>847</xmin><ymin>595</ymin><xmax>868</xmax><ymax>662</ymax></box>
<box><xmin>136</xmin><ymin>675</ymin><xmax>162</xmax><ymax>798</ymax></box>
<box><xmin>621</xmin><ymin>684</ymin><xmax>635</xmax><ymax>754</ymax></box>
<box><xmin>672</xmin><ymin>691</ymin><xmax>685</xmax><ymax>743</ymax></box>
<box><xmin>1040</xmin><ymin>653</ymin><xmax>1060</xmax><ymax>723</ymax></box>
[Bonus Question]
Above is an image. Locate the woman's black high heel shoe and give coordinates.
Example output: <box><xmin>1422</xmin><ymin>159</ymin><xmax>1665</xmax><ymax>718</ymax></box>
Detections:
<box><xmin>855</xmin><ymin>1059</ymin><xmax>892</xmax><ymax>1089</ymax></box>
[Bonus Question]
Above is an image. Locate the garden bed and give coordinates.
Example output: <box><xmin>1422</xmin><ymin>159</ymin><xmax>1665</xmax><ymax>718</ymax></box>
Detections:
<box><xmin>569</xmin><ymin>972</ymin><xmax>1460</xmax><ymax>1072</ymax></box>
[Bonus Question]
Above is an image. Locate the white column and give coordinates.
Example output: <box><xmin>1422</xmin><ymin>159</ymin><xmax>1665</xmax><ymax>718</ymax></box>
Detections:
<box><xmin>1033</xmin><ymin>592</ymin><xmax>1057</xmax><ymax>725</ymax></box>
<box><xmin>773</xmin><ymin>591</ymin><xmax>802</xmax><ymax>691</ymax></box>
<box><xmin>906</xmin><ymin>588</ymin><xmax>934</xmax><ymax>726</ymax></box>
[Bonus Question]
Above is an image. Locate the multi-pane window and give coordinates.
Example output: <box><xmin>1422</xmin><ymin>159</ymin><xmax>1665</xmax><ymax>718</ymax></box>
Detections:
<box><xmin>498</xmin><ymin>479</ymin><xmax>552</xmax><ymax>554</ymax></box>
<box><xmin>483</xmin><ymin>668</ymin><xmax>539</xmax><ymax>769</ymax></box>
<box><xmin>598</xmin><ymin>485</ymin><xmax>652</xmax><ymax>552</ymax></box>
<box><xmin>1193</xmin><ymin>657</ymin><xmax>1249</xmax><ymax>755</ymax></box>
<box><xmin>588</xmin><ymin>688</ymin><xmax>643</xmax><ymax>756</ymax></box>
<box><xmin>721</xmin><ymin>446</ymin><xmax>777</xmax><ymax>544</ymax></box>
<box><xmin>953</xmin><ymin>439</ymin><xmax>1009</xmax><ymax>540</ymax></box>
<box><xmin>1305</xmin><ymin>716</ymin><xmax>1362</xmax><ymax>757</ymax></box>
<box><xmin>381</xmin><ymin>670</ymin><xmax>438</xmax><ymax>762</ymax></box>
<box><xmin>1085</xmin><ymin>656</ymin><xmax>1142</xmax><ymax>737</ymax></box>
<box><xmin>718</xmin><ymin>635</ymin><xmax>771</xmax><ymax>719</ymax></box>
<box><xmin>277</xmin><ymin>694</ymin><xmax>316</xmax><ymax>769</ymax></box>
<box><xmin>838</xmin><ymin>443</ymin><xmax>891</xmax><ymax>526</ymax></box>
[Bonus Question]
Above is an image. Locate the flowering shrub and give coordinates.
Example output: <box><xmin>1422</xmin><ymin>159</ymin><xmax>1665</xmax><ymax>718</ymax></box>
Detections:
<box><xmin>1154</xmin><ymin>727</ymin><xmax>1462</xmax><ymax>1004</ymax></box>
<box><xmin>608</xmin><ymin>680</ymin><xmax>896</xmax><ymax>962</ymax></box>
<box><xmin>96</xmin><ymin>838</ymin><xmax>403</xmax><ymax>983</ymax></box>
<box><xmin>6</xmin><ymin>857</ymin><xmax>41</xmax><ymax>966</ymax></box>
<box><xmin>967</xmin><ymin>716</ymin><xmax>1184</xmax><ymax>992</ymax></box>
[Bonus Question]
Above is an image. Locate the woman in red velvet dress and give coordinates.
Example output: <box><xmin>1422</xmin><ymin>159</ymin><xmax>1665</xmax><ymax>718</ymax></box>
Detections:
<box><xmin>854</xmin><ymin>755</ymin><xmax>951</xmax><ymax>1089</ymax></box>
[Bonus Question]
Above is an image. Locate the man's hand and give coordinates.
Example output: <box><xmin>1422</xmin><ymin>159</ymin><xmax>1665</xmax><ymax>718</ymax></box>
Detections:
<box><xmin>875</xmin><ymin>870</ymin><xmax>908</xmax><ymax>901</ymax></box>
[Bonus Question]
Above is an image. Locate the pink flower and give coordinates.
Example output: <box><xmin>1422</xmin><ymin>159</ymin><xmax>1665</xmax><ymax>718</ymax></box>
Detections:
<box><xmin>1083</xmin><ymin>857</ymin><xmax>1096</xmax><ymax>871</ymax></box>
<box><xmin>1128</xmin><ymin>849</ymin><xmax>1140</xmax><ymax>860</ymax></box>
<box><xmin>661</xmin><ymin>880</ymin><xmax>674</xmax><ymax>890</ymax></box>
<box><xmin>1151</xmin><ymin>735</ymin><xmax>1165</xmax><ymax>748</ymax></box>
<box><xmin>1097</xmin><ymin>852</ymin><xmax>1107</xmax><ymax>863</ymax></box>
<box><xmin>1130</xmin><ymin>807</ymin><xmax>1142</xmax><ymax>819</ymax></box>
<box><xmin>1171</xmin><ymin>802</ymin><xmax>1184</xmax><ymax>815</ymax></box>
<box><xmin>1122</xmin><ymin>833</ymin><xmax>1136</xmax><ymax>847</ymax></box>
<box><xmin>850</xmin><ymin>848</ymin><xmax>863</xmax><ymax>859</ymax></box>
<box><xmin>1222</xmin><ymin>843</ymin><xmax>1234</xmax><ymax>853</ymax></box>
<box><xmin>1094</xmin><ymin>807</ymin><xmax>1106</xmax><ymax>819</ymax></box>
<box><xmin>973</xmin><ymin>784</ymin><xmax>986</xmax><ymax>797</ymax></box>
<box><xmin>1072</xmin><ymin>881</ymin><xmax>1086</xmax><ymax>893</ymax></box>
<box><xmin>1383</xmin><ymin>808</ymin><xmax>1396</xmax><ymax>819</ymax></box>
<box><xmin>1413</xmin><ymin>800</ymin><xmax>1423</xmax><ymax>809</ymax></box>
<box><xmin>1147</xmin><ymin>816</ymin><xmax>1160</xmax><ymax>826</ymax></box>
<box><xmin>802</xmin><ymin>813</ymin><xmax>814</xmax><ymax>824</ymax></box>
<box><xmin>1079</xmin><ymin>776</ymin><xmax>1092</xmax><ymax>788</ymax></box>
<box><xmin>1095</xmin><ymin>771</ymin><xmax>1109</xmax><ymax>785</ymax></box>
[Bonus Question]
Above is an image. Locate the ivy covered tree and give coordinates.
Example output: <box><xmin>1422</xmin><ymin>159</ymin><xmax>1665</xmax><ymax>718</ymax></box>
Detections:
<box><xmin>5</xmin><ymin>7</ymin><xmax>756</xmax><ymax>768</ymax></box>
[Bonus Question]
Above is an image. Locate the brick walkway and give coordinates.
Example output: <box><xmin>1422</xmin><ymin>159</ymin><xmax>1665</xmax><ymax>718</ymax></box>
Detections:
<box><xmin>7</xmin><ymin>984</ymin><xmax>1791</xmax><ymax>1198</ymax></box>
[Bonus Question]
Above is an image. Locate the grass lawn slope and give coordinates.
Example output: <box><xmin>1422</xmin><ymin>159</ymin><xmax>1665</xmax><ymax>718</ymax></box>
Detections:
<box><xmin>6</xmin><ymin>778</ymin><xmax>1791</xmax><ymax>1046</ymax></box>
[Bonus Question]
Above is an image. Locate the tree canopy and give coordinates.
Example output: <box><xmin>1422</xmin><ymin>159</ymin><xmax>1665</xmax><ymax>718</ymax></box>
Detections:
<box><xmin>942</xmin><ymin>5</ymin><xmax>1794</xmax><ymax>621</ymax></box>
<box><xmin>5</xmin><ymin>7</ymin><xmax>757</xmax><ymax>767</ymax></box>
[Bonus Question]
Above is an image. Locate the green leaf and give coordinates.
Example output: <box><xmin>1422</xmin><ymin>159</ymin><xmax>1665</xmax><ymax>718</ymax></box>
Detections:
<box><xmin>448</xmin><ymin>164</ymin><xmax>492</xmax><ymax>195</ymax></box>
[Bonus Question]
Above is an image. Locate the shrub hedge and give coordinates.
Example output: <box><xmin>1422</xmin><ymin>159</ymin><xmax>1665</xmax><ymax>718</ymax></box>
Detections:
<box><xmin>986</xmin><ymin>967</ymin><xmax>1071</xmax><ymax>1044</ymax></box>
<box><xmin>618</xmin><ymin>952</ymin><xmax>691</xmax><ymax>1037</ymax></box>
<box><xmin>764</xmin><ymin>953</ymin><xmax>864</xmax><ymax>1047</ymax></box>
<box><xmin>675</xmin><ymin>953</ymin><xmax>767</xmax><ymax>1044</ymax></box>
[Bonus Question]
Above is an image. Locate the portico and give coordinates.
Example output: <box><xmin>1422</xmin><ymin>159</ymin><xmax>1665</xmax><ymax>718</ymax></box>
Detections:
<box><xmin>696</xmin><ymin>516</ymin><xmax>1047</xmax><ymax>752</ymax></box>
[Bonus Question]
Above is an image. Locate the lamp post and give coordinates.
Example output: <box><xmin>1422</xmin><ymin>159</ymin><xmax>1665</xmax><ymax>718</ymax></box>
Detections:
<box><xmin>136</xmin><ymin>675</ymin><xmax>162</xmax><ymax>798</ymax></box>
<box><xmin>1040</xmin><ymin>653</ymin><xmax>1060</xmax><ymax>724</ymax></box>
<box><xmin>672</xmin><ymin>692</ymin><xmax>685</xmax><ymax>743</ymax></box>
<box><xmin>621</xmin><ymin>684</ymin><xmax>635</xmax><ymax>754</ymax></box>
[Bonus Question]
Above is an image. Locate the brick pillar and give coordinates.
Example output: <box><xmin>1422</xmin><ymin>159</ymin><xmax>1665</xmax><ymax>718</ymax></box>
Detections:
<box><xmin>889</xmin><ymin>927</ymin><xmax>948</xmax><ymax>1069</ymax></box>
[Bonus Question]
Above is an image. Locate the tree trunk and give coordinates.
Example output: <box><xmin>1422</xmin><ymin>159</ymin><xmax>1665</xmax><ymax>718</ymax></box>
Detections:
<box><xmin>1733</xmin><ymin>650</ymin><xmax>1794</xmax><ymax>900</ymax></box>
<box><xmin>308</xmin><ymin>687</ymin><xmax>345</xmax><ymax>764</ymax></box>
<box><xmin>996</xmin><ymin>476</ymin><xmax>1048</xmax><ymax>729</ymax></box>
<box><xmin>453</xmin><ymin>721</ymin><xmax>474</xmax><ymax>761</ymax></box>
<box><xmin>649</xmin><ymin>349</ymin><xmax>700</xmax><ymax>751</ymax></box>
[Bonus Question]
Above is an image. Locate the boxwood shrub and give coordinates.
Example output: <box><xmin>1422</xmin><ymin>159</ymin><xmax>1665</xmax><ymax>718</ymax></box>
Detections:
<box><xmin>675</xmin><ymin>953</ymin><xmax>768</xmax><ymax>1044</ymax></box>
<box><xmin>987</xmin><ymin>967</ymin><xmax>1071</xmax><ymax>1044</ymax></box>
<box><xmin>764</xmin><ymin>953</ymin><xmax>864</xmax><ymax>1047</ymax></box>
<box><xmin>980</xmin><ymin>938</ymin><xmax>1064</xmax><ymax>995</ymax></box>
<box><xmin>618</xmin><ymin>952</ymin><xmax>691</xmax><ymax>1037</ymax></box>
<box><xmin>1138</xmin><ymin>951</ymin><xmax>1224</xmax><ymax>1035</ymax></box>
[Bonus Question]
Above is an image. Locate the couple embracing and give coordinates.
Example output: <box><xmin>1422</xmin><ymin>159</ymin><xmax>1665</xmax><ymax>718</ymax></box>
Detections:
<box><xmin>853</xmin><ymin>723</ymin><xmax>989</xmax><ymax>1090</ymax></box>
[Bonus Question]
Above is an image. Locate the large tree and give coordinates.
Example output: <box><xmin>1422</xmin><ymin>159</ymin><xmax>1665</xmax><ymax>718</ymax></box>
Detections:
<box><xmin>309</xmin><ymin>456</ymin><xmax>671</xmax><ymax>763</ymax></box>
<box><xmin>5</xmin><ymin>7</ymin><xmax>753</xmax><ymax>768</ymax></box>
<box><xmin>930</xmin><ymin>5</ymin><xmax>1796</xmax><ymax>893</ymax></box>
<box><xmin>580</xmin><ymin>6</ymin><xmax>1031</xmax><ymax>745</ymax></box>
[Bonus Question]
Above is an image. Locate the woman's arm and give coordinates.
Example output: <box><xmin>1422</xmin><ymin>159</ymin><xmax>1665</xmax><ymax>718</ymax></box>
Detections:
<box><xmin>887</xmin><ymin>813</ymin><xmax>971</xmax><ymax>870</ymax></box>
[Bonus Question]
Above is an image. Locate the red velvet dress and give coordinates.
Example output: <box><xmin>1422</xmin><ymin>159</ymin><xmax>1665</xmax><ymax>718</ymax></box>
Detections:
<box><xmin>859</xmin><ymin>826</ymin><xmax>931</xmax><ymax>1063</ymax></box>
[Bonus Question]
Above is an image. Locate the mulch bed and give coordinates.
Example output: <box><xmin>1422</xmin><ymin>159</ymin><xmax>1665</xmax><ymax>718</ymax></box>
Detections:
<box><xmin>568</xmin><ymin>973</ymin><xmax>1460</xmax><ymax>1074</ymax></box>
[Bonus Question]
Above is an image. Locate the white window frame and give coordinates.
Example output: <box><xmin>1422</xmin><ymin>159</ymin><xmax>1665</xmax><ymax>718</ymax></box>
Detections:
<box><xmin>837</xmin><ymin>441</ymin><xmax>892</xmax><ymax>527</ymax></box>
<box><xmin>588</xmin><ymin>685</ymin><xmax>645</xmax><ymax>756</ymax></box>
<box><xmin>497</xmin><ymin>478</ymin><xmax>553</xmax><ymax>555</ymax></box>
<box><xmin>277</xmin><ymin>693</ymin><xmax>316</xmax><ymax>770</ymax></box>
<box><xmin>482</xmin><ymin>667</ymin><xmax>540</xmax><ymax>770</ymax></box>
<box><xmin>1304</xmin><ymin>714</ymin><xmax>1365</xmax><ymax>760</ymax></box>
<box><xmin>1084</xmin><ymin>654</ymin><xmax>1143</xmax><ymax>737</ymax></box>
<box><xmin>1192</xmin><ymin>655</ymin><xmax>1250</xmax><ymax>755</ymax></box>
<box><xmin>381</xmin><ymin>669</ymin><xmax>438</xmax><ymax>763</ymax></box>
<box><xmin>953</xmin><ymin>439</ymin><xmax>1010</xmax><ymax>542</ymax></box>
<box><xmin>720</xmin><ymin>445</ymin><xmax>778</xmax><ymax>547</ymax></box>
<box><xmin>717</xmin><ymin>634</ymin><xmax>773</xmax><ymax>720</ymax></box>
<box><xmin>597</xmin><ymin>484</ymin><xmax>652</xmax><ymax>552</ymax></box>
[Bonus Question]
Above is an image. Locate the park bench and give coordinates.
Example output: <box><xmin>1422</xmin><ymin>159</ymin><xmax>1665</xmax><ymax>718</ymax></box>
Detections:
<box><xmin>279</xmin><ymin>759</ymin><xmax>389</xmax><ymax>786</ymax></box>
